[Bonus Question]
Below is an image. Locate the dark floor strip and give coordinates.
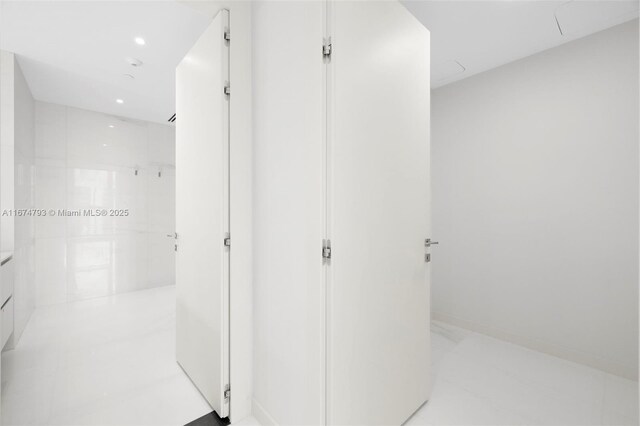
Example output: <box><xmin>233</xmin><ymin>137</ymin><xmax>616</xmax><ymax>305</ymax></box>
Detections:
<box><xmin>185</xmin><ymin>411</ymin><xmax>230</xmax><ymax>426</ymax></box>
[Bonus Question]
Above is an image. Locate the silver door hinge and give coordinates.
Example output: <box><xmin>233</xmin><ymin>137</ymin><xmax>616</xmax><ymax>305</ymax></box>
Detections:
<box><xmin>224</xmin><ymin>234</ymin><xmax>231</xmax><ymax>247</ymax></box>
<box><xmin>224</xmin><ymin>29</ymin><xmax>230</xmax><ymax>42</ymax></box>
<box><xmin>323</xmin><ymin>38</ymin><xmax>332</xmax><ymax>60</ymax></box>
<box><xmin>224</xmin><ymin>83</ymin><xmax>231</xmax><ymax>96</ymax></box>
<box><xmin>322</xmin><ymin>239</ymin><xmax>331</xmax><ymax>260</ymax></box>
<box><xmin>224</xmin><ymin>384</ymin><xmax>230</xmax><ymax>402</ymax></box>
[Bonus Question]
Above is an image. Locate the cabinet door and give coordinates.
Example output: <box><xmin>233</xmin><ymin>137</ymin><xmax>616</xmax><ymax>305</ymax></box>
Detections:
<box><xmin>175</xmin><ymin>9</ymin><xmax>230</xmax><ymax>418</ymax></box>
<box><xmin>327</xmin><ymin>2</ymin><xmax>431</xmax><ymax>424</ymax></box>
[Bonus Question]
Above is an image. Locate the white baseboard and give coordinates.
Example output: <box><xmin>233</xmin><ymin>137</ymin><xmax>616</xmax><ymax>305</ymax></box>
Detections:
<box><xmin>252</xmin><ymin>398</ymin><xmax>279</xmax><ymax>426</ymax></box>
<box><xmin>433</xmin><ymin>312</ymin><xmax>637</xmax><ymax>381</ymax></box>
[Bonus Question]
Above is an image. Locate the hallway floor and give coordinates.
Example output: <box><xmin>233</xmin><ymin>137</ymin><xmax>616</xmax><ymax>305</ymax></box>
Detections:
<box><xmin>2</xmin><ymin>286</ymin><xmax>637</xmax><ymax>426</ymax></box>
<box><xmin>410</xmin><ymin>322</ymin><xmax>639</xmax><ymax>426</ymax></box>
<box><xmin>1</xmin><ymin>286</ymin><xmax>214</xmax><ymax>426</ymax></box>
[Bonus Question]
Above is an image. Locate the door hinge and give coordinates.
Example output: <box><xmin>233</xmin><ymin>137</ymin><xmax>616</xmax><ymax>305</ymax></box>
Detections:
<box><xmin>224</xmin><ymin>83</ymin><xmax>231</xmax><ymax>96</ymax></box>
<box><xmin>224</xmin><ymin>29</ymin><xmax>230</xmax><ymax>42</ymax></box>
<box><xmin>322</xmin><ymin>38</ymin><xmax>332</xmax><ymax>60</ymax></box>
<box><xmin>224</xmin><ymin>384</ymin><xmax>230</xmax><ymax>402</ymax></box>
<box><xmin>224</xmin><ymin>234</ymin><xmax>231</xmax><ymax>247</ymax></box>
<box><xmin>322</xmin><ymin>239</ymin><xmax>331</xmax><ymax>260</ymax></box>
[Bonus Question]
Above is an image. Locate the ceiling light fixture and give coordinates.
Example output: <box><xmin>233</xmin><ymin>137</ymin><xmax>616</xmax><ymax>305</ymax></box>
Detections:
<box><xmin>135</xmin><ymin>37</ymin><xmax>146</xmax><ymax>46</ymax></box>
<box><xmin>108</xmin><ymin>125</ymin><xmax>115</xmax><ymax>128</ymax></box>
<box><xmin>116</xmin><ymin>99</ymin><xmax>124</xmax><ymax>104</ymax></box>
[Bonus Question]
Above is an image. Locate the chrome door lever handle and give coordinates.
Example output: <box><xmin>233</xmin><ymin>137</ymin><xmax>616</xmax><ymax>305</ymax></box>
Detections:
<box><xmin>425</xmin><ymin>239</ymin><xmax>439</xmax><ymax>247</ymax></box>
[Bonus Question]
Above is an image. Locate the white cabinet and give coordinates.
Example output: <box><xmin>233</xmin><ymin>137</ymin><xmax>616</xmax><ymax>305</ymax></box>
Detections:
<box><xmin>0</xmin><ymin>52</ymin><xmax>15</xmax><ymax>255</ymax></box>
<box><xmin>0</xmin><ymin>253</ymin><xmax>14</xmax><ymax>349</ymax></box>
<box><xmin>252</xmin><ymin>2</ymin><xmax>431</xmax><ymax>425</ymax></box>
<box><xmin>1</xmin><ymin>254</ymin><xmax>13</xmax><ymax>304</ymax></box>
<box><xmin>1</xmin><ymin>296</ymin><xmax>13</xmax><ymax>349</ymax></box>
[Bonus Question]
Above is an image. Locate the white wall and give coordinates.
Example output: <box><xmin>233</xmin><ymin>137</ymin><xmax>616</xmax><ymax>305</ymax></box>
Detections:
<box><xmin>252</xmin><ymin>2</ymin><xmax>325</xmax><ymax>425</ymax></box>
<box><xmin>34</xmin><ymin>102</ymin><xmax>175</xmax><ymax>306</ymax></box>
<box><xmin>432</xmin><ymin>20</ymin><xmax>639</xmax><ymax>379</ymax></box>
<box><xmin>12</xmin><ymin>55</ymin><xmax>36</xmax><ymax>343</ymax></box>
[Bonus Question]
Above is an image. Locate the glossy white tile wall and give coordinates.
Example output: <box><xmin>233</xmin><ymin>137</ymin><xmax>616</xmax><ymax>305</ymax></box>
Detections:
<box><xmin>34</xmin><ymin>102</ymin><xmax>175</xmax><ymax>306</ymax></box>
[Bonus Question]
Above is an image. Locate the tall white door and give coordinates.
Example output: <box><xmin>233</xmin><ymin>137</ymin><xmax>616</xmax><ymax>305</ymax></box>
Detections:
<box><xmin>326</xmin><ymin>2</ymin><xmax>431</xmax><ymax>424</ymax></box>
<box><xmin>175</xmin><ymin>9</ymin><xmax>230</xmax><ymax>418</ymax></box>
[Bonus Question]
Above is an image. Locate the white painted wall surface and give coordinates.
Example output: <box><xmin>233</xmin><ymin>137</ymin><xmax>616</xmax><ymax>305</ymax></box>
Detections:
<box><xmin>12</xmin><ymin>55</ymin><xmax>35</xmax><ymax>344</ymax></box>
<box><xmin>432</xmin><ymin>20</ymin><xmax>639</xmax><ymax>379</ymax></box>
<box><xmin>252</xmin><ymin>2</ymin><xmax>325</xmax><ymax>425</ymax></box>
<box><xmin>34</xmin><ymin>102</ymin><xmax>175</xmax><ymax>306</ymax></box>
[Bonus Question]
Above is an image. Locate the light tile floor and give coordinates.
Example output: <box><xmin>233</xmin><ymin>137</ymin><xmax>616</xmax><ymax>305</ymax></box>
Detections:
<box><xmin>1</xmin><ymin>286</ymin><xmax>214</xmax><ymax>426</ymax></box>
<box><xmin>2</xmin><ymin>286</ymin><xmax>637</xmax><ymax>426</ymax></box>
<box><xmin>409</xmin><ymin>322</ymin><xmax>639</xmax><ymax>426</ymax></box>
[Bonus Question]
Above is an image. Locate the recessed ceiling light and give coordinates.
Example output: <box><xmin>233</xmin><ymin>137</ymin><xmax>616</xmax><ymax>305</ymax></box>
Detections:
<box><xmin>103</xmin><ymin>144</ymin><xmax>108</xmax><ymax>147</ymax></box>
<box><xmin>116</xmin><ymin>99</ymin><xmax>124</xmax><ymax>104</ymax></box>
<box><xmin>135</xmin><ymin>37</ymin><xmax>146</xmax><ymax>46</ymax></box>
<box><xmin>108</xmin><ymin>125</ymin><xmax>114</xmax><ymax>128</ymax></box>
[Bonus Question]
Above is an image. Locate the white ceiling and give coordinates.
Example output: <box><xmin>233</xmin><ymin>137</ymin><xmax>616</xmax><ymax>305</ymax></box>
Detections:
<box><xmin>401</xmin><ymin>0</ymin><xmax>639</xmax><ymax>88</ymax></box>
<box><xmin>1</xmin><ymin>1</ymin><xmax>637</xmax><ymax>122</ymax></box>
<box><xmin>0</xmin><ymin>1</ymin><xmax>211</xmax><ymax>124</ymax></box>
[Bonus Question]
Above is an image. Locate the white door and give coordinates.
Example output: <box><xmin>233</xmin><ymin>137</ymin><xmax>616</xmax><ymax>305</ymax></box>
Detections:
<box><xmin>326</xmin><ymin>2</ymin><xmax>431</xmax><ymax>424</ymax></box>
<box><xmin>175</xmin><ymin>9</ymin><xmax>230</xmax><ymax>418</ymax></box>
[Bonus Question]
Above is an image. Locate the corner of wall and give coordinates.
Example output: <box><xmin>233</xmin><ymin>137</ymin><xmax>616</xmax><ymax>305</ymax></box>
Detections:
<box><xmin>251</xmin><ymin>398</ymin><xmax>279</xmax><ymax>426</ymax></box>
<box><xmin>10</xmin><ymin>54</ymin><xmax>36</xmax><ymax>346</ymax></box>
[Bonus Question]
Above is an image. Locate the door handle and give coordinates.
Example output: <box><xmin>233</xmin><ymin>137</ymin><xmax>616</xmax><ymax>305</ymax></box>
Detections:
<box><xmin>425</xmin><ymin>238</ymin><xmax>438</xmax><ymax>263</ymax></box>
<box><xmin>425</xmin><ymin>239</ymin><xmax>439</xmax><ymax>247</ymax></box>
